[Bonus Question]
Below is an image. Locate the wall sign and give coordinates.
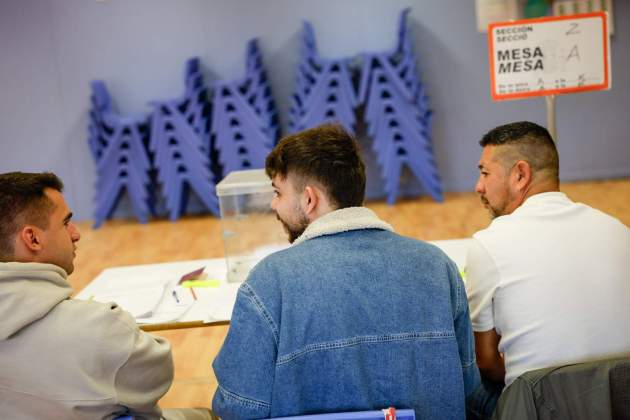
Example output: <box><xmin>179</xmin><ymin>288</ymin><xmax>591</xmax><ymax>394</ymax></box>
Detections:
<box><xmin>488</xmin><ymin>12</ymin><xmax>610</xmax><ymax>101</ymax></box>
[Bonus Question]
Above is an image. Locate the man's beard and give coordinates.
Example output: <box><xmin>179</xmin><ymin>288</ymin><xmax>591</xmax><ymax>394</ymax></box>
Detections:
<box><xmin>480</xmin><ymin>196</ymin><xmax>501</xmax><ymax>219</ymax></box>
<box><xmin>277</xmin><ymin>213</ymin><xmax>309</xmax><ymax>243</ymax></box>
<box><xmin>481</xmin><ymin>189</ymin><xmax>513</xmax><ymax>219</ymax></box>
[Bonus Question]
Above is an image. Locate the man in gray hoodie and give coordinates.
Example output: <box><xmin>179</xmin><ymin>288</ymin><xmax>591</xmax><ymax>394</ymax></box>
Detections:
<box><xmin>0</xmin><ymin>172</ymin><xmax>212</xmax><ymax>420</ymax></box>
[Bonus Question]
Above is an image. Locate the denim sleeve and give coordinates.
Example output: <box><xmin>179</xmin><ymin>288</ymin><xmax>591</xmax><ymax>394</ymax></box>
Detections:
<box><xmin>212</xmin><ymin>282</ymin><xmax>278</xmax><ymax>420</ymax></box>
<box><xmin>448</xmin><ymin>261</ymin><xmax>481</xmax><ymax>398</ymax></box>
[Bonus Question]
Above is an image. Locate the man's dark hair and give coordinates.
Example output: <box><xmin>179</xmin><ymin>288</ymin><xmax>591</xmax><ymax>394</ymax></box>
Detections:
<box><xmin>0</xmin><ymin>172</ymin><xmax>64</xmax><ymax>260</ymax></box>
<box><xmin>265</xmin><ymin>123</ymin><xmax>366</xmax><ymax>208</ymax></box>
<box><xmin>480</xmin><ymin>121</ymin><xmax>559</xmax><ymax>182</ymax></box>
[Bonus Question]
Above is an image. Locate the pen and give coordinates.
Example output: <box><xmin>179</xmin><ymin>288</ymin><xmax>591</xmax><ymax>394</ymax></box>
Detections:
<box><xmin>172</xmin><ymin>290</ymin><xmax>180</xmax><ymax>303</ymax></box>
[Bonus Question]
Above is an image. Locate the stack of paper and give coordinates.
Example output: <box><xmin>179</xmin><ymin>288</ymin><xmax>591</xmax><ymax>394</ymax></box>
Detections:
<box><xmin>136</xmin><ymin>285</ymin><xmax>195</xmax><ymax>324</ymax></box>
<box><xmin>75</xmin><ymin>262</ymin><xmax>198</xmax><ymax>325</ymax></box>
<box><xmin>76</xmin><ymin>258</ymin><xmax>239</xmax><ymax>326</ymax></box>
<box><xmin>89</xmin><ymin>285</ymin><xmax>167</xmax><ymax>318</ymax></box>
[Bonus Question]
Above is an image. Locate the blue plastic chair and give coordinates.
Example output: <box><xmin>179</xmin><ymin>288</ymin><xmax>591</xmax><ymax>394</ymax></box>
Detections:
<box><xmin>356</xmin><ymin>10</ymin><xmax>442</xmax><ymax>204</ymax></box>
<box><xmin>271</xmin><ymin>408</ymin><xmax>415</xmax><ymax>420</ymax></box>
<box><xmin>242</xmin><ymin>39</ymin><xmax>280</xmax><ymax>142</ymax></box>
<box><xmin>149</xmin><ymin>101</ymin><xmax>220</xmax><ymax>219</ymax></box>
<box><xmin>288</xmin><ymin>21</ymin><xmax>358</xmax><ymax>135</ymax></box>
<box><xmin>209</xmin><ymin>39</ymin><xmax>277</xmax><ymax>178</ymax></box>
<box><xmin>91</xmin><ymin>115</ymin><xmax>154</xmax><ymax>227</ymax></box>
<box><xmin>147</xmin><ymin>57</ymin><xmax>220</xmax><ymax>220</ymax></box>
<box><xmin>211</xmin><ymin>81</ymin><xmax>273</xmax><ymax>176</ymax></box>
<box><xmin>88</xmin><ymin>80</ymin><xmax>155</xmax><ymax>227</ymax></box>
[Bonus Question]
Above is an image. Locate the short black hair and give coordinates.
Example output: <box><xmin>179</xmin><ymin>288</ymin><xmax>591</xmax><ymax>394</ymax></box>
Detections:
<box><xmin>480</xmin><ymin>121</ymin><xmax>559</xmax><ymax>182</ymax></box>
<box><xmin>265</xmin><ymin>124</ymin><xmax>366</xmax><ymax>208</ymax></box>
<box><xmin>0</xmin><ymin>172</ymin><xmax>64</xmax><ymax>260</ymax></box>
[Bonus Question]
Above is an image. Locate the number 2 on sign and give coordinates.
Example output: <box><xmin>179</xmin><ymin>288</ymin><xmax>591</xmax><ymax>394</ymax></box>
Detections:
<box><xmin>566</xmin><ymin>22</ymin><xmax>580</xmax><ymax>35</ymax></box>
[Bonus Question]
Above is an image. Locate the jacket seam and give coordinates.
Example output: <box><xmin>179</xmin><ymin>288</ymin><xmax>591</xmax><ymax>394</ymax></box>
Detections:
<box><xmin>462</xmin><ymin>358</ymin><xmax>477</xmax><ymax>369</ymax></box>
<box><xmin>217</xmin><ymin>384</ymin><xmax>270</xmax><ymax>409</ymax></box>
<box><xmin>108</xmin><ymin>307</ymin><xmax>144</xmax><ymax>406</ymax></box>
<box><xmin>0</xmin><ymin>384</ymin><xmax>116</xmax><ymax>402</ymax></box>
<box><xmin>277</xmin><ymin>331</ymin><xmax>455</xmax><ymax>366</ymax></box>
<box><xmin>453</xmin><ymin>265</ymin><xmax>476</xmax><ymax>368</ymax></box>
<box><xmin>454</xmin><ymin>262</ymin><xmax>462</xmax><ymax>315</ymax></box>
<box><xmin>240</xmin><ymin>283</ymin><xmax>279</xmax><ymax>345</ymax></box>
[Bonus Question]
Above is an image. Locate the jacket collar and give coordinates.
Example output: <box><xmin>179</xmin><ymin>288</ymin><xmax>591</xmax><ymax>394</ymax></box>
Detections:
<box><xmin>293</xmin><ymin>207</ymin><xmax>394</xmax><ymax>246</ymax></box>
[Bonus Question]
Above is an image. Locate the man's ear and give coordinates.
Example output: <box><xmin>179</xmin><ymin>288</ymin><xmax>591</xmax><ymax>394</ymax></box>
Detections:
<box><xmin>302</xmin><ymin>185</ymin><xmax>319</xmax><ymax>217</ymax></box>
<box><xmin>18</xmin><ymin>226</ymin><xmax>43</xmax><ymax>253</ymax></box>
<box><xmin>511</xmin><ymin>160</ymin><xmax>532</xmax><ymax>191</ymax></box>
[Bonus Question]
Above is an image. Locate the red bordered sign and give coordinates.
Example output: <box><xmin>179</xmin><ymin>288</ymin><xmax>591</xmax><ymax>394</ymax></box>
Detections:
<box><xmin>488</xmin><ymin>12</ymin><xmax>610</xmax><ymax>101</ymax></box>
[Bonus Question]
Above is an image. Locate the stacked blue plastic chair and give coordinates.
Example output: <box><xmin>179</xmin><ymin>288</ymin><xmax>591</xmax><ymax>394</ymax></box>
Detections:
<box><xmin>148</xmin><ymin>57</ymin><xmax>220</xmax><ymax>220</ymax></box>
<box><xmin>212</xmin><ymin>39</ymin><xmax>278</xmax><ymax>177</ymax></box>
<box><xmin>88</xmin><ymin>80</ymin><xmax>153</xmax><ymax>227</ymax></box>
<box><xmin>87</xmin><ymin>81</ymin><xmax>112</xmax><ymax>163</ymax></box>
<box><xmin>242</xmin><ymin>39</ymin><xmax>280</xmax><ymax>145</ymax></box>
<box><xmin>288</xmin><ymin>21</ymin><xmax>358</xmax><ymax>135</ymax></box>
<box><xmin>358</xmin><ymin>8</ymin><xmax>442</xmax><ymax>204</ymax></box>
<box><xmin>177</xmin><ymin>57</ymin><xmax>213</xmax><ymax>153</ymax></box>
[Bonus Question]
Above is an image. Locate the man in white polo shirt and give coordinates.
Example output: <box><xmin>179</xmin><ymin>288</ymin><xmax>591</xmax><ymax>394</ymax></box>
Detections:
<box><xmin>465</xmin><ymin>121</ymin><xmax>630</xmax><ymax>418</ymax></box>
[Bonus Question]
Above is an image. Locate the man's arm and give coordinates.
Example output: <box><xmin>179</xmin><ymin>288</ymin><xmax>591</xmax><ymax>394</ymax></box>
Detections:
<box><xmin>465</xmin><ymin>238</ymin><xmax>505</xmax><ymax>384</ymax></box>
<box><xmin>212</xmin><ymin>282</ymin><xmax>277</xmax><ymax>420</ymax></box>
<box><xmin>111</xmin><ymin>306</ymin><xmax>173</xmax><ymax>418</ymax></box>
<box><xmin>474</xmin><ymin>329</ymin><xmax>505</xmax><ymax>383</ymax></box>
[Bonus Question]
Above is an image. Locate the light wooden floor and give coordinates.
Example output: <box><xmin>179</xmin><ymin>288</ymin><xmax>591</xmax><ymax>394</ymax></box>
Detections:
<box><xmin>68</xmin><ymin>178</ymin><xmax>630</xmax><ymax>409</ymax></box>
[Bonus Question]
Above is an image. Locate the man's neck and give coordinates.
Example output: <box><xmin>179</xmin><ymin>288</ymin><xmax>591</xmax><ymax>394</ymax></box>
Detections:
<box><xmin>519</xmin><ymin>179</ymin><xmax>560</xmax><ymax>207</ymax></box>
<box><xmin>306</xmin><ymin>195</ymin><xmax>338</xmax><ymax>224</ymax></box>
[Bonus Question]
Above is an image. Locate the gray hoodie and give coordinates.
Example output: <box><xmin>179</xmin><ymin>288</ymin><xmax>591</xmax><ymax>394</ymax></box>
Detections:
<box><xmin>0</xmin><ymin>262</ymin><xmax>173</xmax><ymax>419</ymax></box>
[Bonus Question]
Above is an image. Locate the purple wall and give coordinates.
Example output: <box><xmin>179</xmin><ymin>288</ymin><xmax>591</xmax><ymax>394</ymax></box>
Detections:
<box><xmin>1</xmin><ymin>0</ymin><xmax>628</xmax><ymax>221</ymax></box>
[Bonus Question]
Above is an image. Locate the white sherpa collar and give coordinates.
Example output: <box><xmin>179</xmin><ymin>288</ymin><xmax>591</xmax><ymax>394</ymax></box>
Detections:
<box><xmin>292</xmin><ymin>207</ymin><xmax>394</xmax><ymax>246</ymax></box>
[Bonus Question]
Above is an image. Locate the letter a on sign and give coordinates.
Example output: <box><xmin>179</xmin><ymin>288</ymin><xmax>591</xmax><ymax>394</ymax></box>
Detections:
<box><xmin>488</xmin><ymin>12</ymin><xmax>610</xmax><ymax>101</ymax></box>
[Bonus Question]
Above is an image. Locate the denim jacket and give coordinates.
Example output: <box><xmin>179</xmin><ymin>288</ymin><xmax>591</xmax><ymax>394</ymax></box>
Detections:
<box><xmin>212</xmin><ymin>207</ymin><xmax>479</xmax><ymax>419</ymax></box>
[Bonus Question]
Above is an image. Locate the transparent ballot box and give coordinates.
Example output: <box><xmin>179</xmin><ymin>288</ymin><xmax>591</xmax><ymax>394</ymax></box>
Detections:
<box><xmin>216</xmin><ymin>169</ymin><xmax>287</xmax><ymax>283</ymax></box>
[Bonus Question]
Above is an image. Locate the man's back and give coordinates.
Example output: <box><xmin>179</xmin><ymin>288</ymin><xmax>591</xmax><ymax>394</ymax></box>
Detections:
<box><xmin>0</xmin><ymin>262</ymin><xmax>172</xmax><ymax>419</ymax></box>
<box><xmin>213</xmin><ymin>220</ymin><xmax>478</xmax><ymax>419</ymax></box>
<box><xmin>467</xmin><ymin>192</ymin><xmax>630</xmax><ymax>385</ymax></box>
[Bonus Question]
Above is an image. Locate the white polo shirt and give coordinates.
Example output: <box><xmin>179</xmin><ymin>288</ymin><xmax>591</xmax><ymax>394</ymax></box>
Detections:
<box><xmin>465</xmin><ymin>192</ymin><xmax>630</xmax><ymax>386</ymax></box>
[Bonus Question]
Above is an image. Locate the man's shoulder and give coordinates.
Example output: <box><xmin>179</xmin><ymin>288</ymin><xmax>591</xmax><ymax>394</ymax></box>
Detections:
<box><xmin>382</xmin><ymin>233</ymin><xmax>459</xmax><ymax>267</ymax></box>
<box><xmin>249</xmin><ymin>229</ymin><xmax>455</xmax><ymax>287</ymax></box>
<box><xmin>49</xmin><ymin>299</ymin><xmax>141</xmax><ymax>342</ymax></box>
<box><xmin>474</xmin><ymin>197</ymin><xmax>629</xmax><ymax>243</ymax></box>
<box><xmin>473</xmin><ymin>211</ymin><xmax>524</xmax><ymax>243</ymax></box>
<box><xmin>574</xmin><ymin>202</ymin><xmax>630</xmax><ymax>232</ymax></box>
<box><xmin>262</xmin><ymin>229</ymin><xmax>445</xmax><ymax>262</ymax></box>
<box><xmin>244</xmin><ymin>241</ymin><xmax>317</xmax><ymax>289</ymax></box>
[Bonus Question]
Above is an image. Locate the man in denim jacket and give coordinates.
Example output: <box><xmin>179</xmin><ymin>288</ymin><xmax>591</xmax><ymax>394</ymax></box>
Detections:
<box><xmin>212</xmin><ymin>124</ymin><xmax>480</xmax><ymax>419</ymax></box>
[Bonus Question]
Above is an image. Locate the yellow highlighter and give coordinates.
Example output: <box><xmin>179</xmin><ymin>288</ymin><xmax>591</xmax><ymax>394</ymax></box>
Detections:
<box><xmin>181</xmin><ymin>279</ymin><xmax>221</xmax><ymax>288</ymax></box>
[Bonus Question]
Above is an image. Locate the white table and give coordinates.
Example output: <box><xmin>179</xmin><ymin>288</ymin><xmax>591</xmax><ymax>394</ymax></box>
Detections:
<box><xmin>76</xmin><ymin>258</ymin><xmax>239</xmax><ymax>331</ymax></box>
<box><xmin>76</xmin><ymin>238</ymin><xmax>472</xmax><ymax>331</ymax></box>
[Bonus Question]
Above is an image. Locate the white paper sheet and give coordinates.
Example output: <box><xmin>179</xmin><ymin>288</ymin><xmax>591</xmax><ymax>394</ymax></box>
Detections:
<box><xmin>88</xmin><ymin>284</ymin><xmax>167</xmax><ymax>318</ymax></box>
<box><xmin>135</xmin><ymin>285</ymin><xmax>195</xmax><ymax>324</ymax></box>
